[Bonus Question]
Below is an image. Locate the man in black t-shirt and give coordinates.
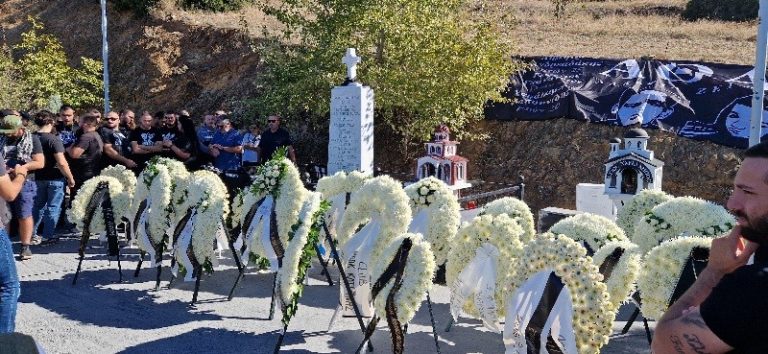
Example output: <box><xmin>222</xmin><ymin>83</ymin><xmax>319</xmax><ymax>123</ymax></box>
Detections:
<box><xmin>129</xmin><ymin>111</ymin><xmax>163</xmax><ymax>175</ymax></box>
<box><xmin>99</xmin><ymin>111</ymin><xmax>136</xmax><ymax>169</ymax></box>
<box><xmin>653</xmin><ymin>142</ymin><xmax>768</xmax><ymax>354</ymax></box>
<box><xmin>258</xmin><ymin>115</ymin><xmax>296</xmax><ymax>163</ymax></box>
<box><xmin>158</xmin><ymin>111</ymin><xmax>191</xmax><ymax>162</ymax></box>
<box><xmin>67</xmin><ymin>114</ymin><xmax>103</xmax><ymax>191</ymax></box>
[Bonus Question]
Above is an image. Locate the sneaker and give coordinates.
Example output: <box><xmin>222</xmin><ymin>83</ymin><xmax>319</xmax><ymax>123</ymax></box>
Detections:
<box><xmin>40</xmin><ymin>238</ymin><xmax>60</xmax><ymax>247</ymax></box>
<box><xmin>30</xmin><ymin>235</ymin><xmax>42</xmax><ymax>246</ymax></box>
<box><xmin>19</xmin><ymin>245</ymin><xmax>32</xmax><ymax>260</ymax></box>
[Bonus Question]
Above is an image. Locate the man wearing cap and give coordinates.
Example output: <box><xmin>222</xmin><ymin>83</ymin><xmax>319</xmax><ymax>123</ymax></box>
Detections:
<box><xmin>0</xmin><ymin>110</ymin><xmax>44</xmax><ymax>261</ymax></box>
<box><xmin>0</xmin><ymin>113</ymin><xmax>29</xmax><ymax>331</ymax></box>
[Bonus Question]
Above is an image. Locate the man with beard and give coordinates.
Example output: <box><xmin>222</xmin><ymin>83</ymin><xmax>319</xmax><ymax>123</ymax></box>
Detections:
<box><xmin>99</xmin><ymin>111</ymin><xmax>136</xmax><ymax>169</ymax></box>
<box><xmin>67</xmin><ymin>114</ymin><xmax>103</xmax><ymax>193</ymax></box>
<box><xmin>129</xmin><ymin>111</ymin><xmax>163</xmax><ymax>175</ymax></box>
<box><xmin>158</xmin><ymin>111</ymin><xmax>191</xmax><ymax>162</ymax></box>
<box><xmin>653</xmin><ymin>141</ymin><xmax>768</xmax><ymax>354</ymax></box>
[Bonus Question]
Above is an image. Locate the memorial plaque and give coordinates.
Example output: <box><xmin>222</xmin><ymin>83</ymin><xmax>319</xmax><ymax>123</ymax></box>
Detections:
<box><xmin>328</xmin><ymin>48</ymin><xmax>375</xmax><ymax>175</ymax></box>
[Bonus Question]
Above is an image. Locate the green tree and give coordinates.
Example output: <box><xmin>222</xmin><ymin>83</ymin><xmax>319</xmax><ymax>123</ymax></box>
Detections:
<box><xmin>0</xmin><ymin>45</ymin><xmax>30</xmax><ymax>109</ymax></box>
<box><xmin>13</xmin><ymin>17</ymin><xmax>104</xmax><ymax>110</ymax></box>
<box><xmin>251</xmin><ymin>0</ymin><xmax>520</xmax><ymax>144</ymax></box>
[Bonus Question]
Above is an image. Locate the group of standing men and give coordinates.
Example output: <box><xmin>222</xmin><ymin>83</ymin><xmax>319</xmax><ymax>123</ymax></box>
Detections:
<box><xmin>0</xmin><ymin>106</ymin><xmax>297</xmax><ymax>335</ymax></box>
<box><xmin>0</xmin><ymin>106</ymin><xmax>296</xmax><ymax>262</ymax></box>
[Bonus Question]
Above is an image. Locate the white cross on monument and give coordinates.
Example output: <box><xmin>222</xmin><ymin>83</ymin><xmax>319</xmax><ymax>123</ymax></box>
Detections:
<box><xmin>342</xmin><ymin>48</ymin><xmax>361</xmax><ymax>82</ymax></box>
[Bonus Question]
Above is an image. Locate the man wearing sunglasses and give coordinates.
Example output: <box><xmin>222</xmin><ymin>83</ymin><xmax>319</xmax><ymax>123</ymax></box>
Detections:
<box><xmin>99</xmin><ymin>111</ymin><xmax>136</xmax><ymax>169</ymax></box>
<box><xmin>259</xmin><ymin>115</ymin><xmax>296</xmax><ymax>164</ymax></box>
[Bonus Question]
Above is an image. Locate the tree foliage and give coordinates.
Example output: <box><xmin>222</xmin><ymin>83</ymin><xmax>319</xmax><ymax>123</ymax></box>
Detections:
<box><xmin>251</xmin><ymin>0</ymin><xmax>520</xmax><ymax>142</ymax></box>
<box><xmin>0</xmin><ymin>45</ymin><xmax>30</xmax><ymax>110</ymax></box>
<box><xmin>12</xmin><ymin>17</ymin><xmax>104</xmax><ymax>110</ymax></box>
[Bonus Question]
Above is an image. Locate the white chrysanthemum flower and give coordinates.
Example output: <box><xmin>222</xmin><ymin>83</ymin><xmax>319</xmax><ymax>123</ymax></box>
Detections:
<box><xmin>479</xmin><ymin>197</ymin><xmax>536</xmax><ymax>243</ymax></box>
<box><xmin>68</xmin><ymin>176</ymin><xmax>125</xmax><ymax>234</ymax></box>
<box><xmin>550</xmin><ymin>213</ymin><xmax>627</xmax><ymax>253</ymax></box>
<box><xmin>636</xmin><ymin>236</ymin><xmax>712</xmax><ymax>320</ymax></box>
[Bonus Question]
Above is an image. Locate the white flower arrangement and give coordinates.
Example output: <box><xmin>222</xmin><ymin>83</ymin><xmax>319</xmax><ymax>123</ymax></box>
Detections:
<box><xmin>636</xmin><ymin>236</ymin><xmax>712</xmax><ymax>320</ymax></box>
<box><xmin>370</xmin><ymin>233</ymin><xmax>436</xmax><ymax>325</ymax></box>
<box><xmin>316</xmin><ymin>170</ymin><xmax>370</xmax><ymax>239</ymax></box>
<box><xmin>591</xmin><ymin>240</ymin><xmax>642</xmax><ymax>310</ymax></box>
<box><xmin>479</xmin><ymin>197</ymin><xmax>536</xmax><ymax>243</ymax></box>
<box><xmin>133</xmin><ymin>163</ymin><xmax>173</xmax><ymax>248</ymax></box>
<box><xmin>446</xmin><ymin>213</ymin><xmax>524</xmax><ymax>319</ymax></box>
<box><xmin>403</xmin><ymin>177</ymin><xmax>461</xmax><ymax>265</ymax></box>
<box><xmin>278</xmin><ymin>192</ymin><xmax>323</xmax><ymax>308</ymax></box>
<box><xmin>631</xmin><ymin>196</ymin><xmax>734</xmax><ymax>254</ymax></box>
<box><xmin>229</xmin><ymin>189</ymin><xmax>246</xmax><ymax>229</ymax></box>
<box><xmin>176</xmin><ymin>170</ymin><xmax>230</xmax><ymax>268</ymax></box>
<box><xmin>616</xmin><ymin>189</ymin><xmax>672</xmax><ymax>238</ymax></box>
<box><xmin>68</xmin><ymin>176</ymin><xmax>126</xmax><ymax>234</ymax></box>
<box><xmin>100</xmin><ymin>165</ymin><xmax>138</xmax><ymax>222</ymax></box>
<box><xmin>549</xmin><ymin>213</ymin><xmax>628</xmax><ymax>254</ymax></box>
<box><xmin>154</xmin><ymin>157</ymin><xmax>190</xmax><ymax>223</ymax></box>
<box><xmin>316</xmin><ymin>170</ymin><xmax>370</xmax><ymax>198</ymax></box>
<box><xmin>239</xmin><ymin>153</ymin><xmax>308</xmax><ymax>265</ymax></box>
<box><xmin>100</xmin><ymin>164</ymin><xmax>137</xmax><ymax>195</ymax></box>
<box><xmin>507</xmin><ymin>233</ymin><xmax>614</xmax><ymax>354</ymax></box>
<box><xmin>336</xmin><ymin>175</ymin><xmax>412</xmax><ymax>263</ymax></box>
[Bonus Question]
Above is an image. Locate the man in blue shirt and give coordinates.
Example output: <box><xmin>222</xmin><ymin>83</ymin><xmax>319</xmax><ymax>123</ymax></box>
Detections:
<box><xmin>210</xmin><ymin>119</ymin><xmax>242</xmax><ymax>171</ymax></box>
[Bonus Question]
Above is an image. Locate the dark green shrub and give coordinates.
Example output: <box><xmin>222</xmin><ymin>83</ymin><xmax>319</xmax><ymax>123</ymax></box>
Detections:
<box><xmin>111</xmin><ymin>0</ymin><xmax>160</xmax><ymax>15</ymax></box>
<box><xmin>179</xmin><ymin>0</ymin><xmax>253</xmax><ymax>12</ymax></box>
<box><xmin>682</xmin><ymin>0</ymin><xmax>758</xmax><ymax>22</ymax></box>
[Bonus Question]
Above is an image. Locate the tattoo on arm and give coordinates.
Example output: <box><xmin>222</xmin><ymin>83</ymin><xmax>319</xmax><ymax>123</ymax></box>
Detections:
<box><xmin>683</xmin><ymin>333</ymin><xmax>711</xmax><ymax>354</ymax></box>
<box><xmin>670</xmin><ymin>335</ymin><xmax>686</xmax><ymax>354</ymax></box>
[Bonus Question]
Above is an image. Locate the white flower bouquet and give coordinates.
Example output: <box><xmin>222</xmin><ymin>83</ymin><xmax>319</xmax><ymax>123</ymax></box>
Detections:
<box><xmin>507</xmin><ymin>233</ymin><xmax>614</xmax><ymax>354</ymax></box>
<box><xmin>636</xmin><ymin>236</ymin><xmax>712</xmax><ymax>320</ymax></box>
<box><xmin>479</xmin><ymin>197</ymin><xmax>536</xmax><ymax>243</ymax></box>
<box><xmin>370</xmin><ymin>233</ymin><xmax>436</xmax><ymax>324</ymax></box>
<box><xmin>447</xmin><ymin>213</ymin><xmax>524</xmax><ymax>320</ymax></box>
<box><xmin>549</xmin><ymin>213</ymin><xmax>628</xmax><ymax>254</ymax></box>
<box><xmin>632</xmin><ymin>196</ymin><xmax>734</xmax><ymax>254</ymax></box>
<box><xmin>404</xmin><ymin>177</ymin><xmax>461</xmax><ymax>265</ymax></box>
<box><xmin>68</xmin><ymin>176</ymin><xmax>126</xmax><ymax>234</ymax></box>
<box><xmin>592</xmin><ymin>240</ymin><xmax>642</xmax><ymax>309</ymax></box>
<box><xmin>616</xmin><ymin>189</ymin><xmax>672</xmax><ymax>238</ymax></box>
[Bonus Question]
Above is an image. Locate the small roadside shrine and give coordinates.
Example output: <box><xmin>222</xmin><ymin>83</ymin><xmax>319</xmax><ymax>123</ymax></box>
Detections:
<box><xmin>415</xmin><ymin>124</ymin><xmax>471</xmax><ymax>196</ymax></box>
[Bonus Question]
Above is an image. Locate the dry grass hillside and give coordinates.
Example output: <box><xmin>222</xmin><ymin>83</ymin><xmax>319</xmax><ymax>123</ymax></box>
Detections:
<box><xmin>0</xmin><ymin>0</ymin><xmax>758</xmax><ymax>212</ymax></box>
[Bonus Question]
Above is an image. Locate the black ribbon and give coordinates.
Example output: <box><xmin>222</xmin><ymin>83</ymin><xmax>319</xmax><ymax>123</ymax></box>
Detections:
<box><xmin>345</xmin><ymin>192</ymin><xmax>351</xmax><ymax>207</ymax></box>
<box><xmin>78</xmin><ymin>182</ymin><xmax>109</xmax><ymax>258</ymax></box>
<box><xmin>270</xmin><ymin>205</ymin><xmax>284</xmax><ymax>268</ymax></box>
<box><xmin>132</xmin><ymin>199</ymin><xmax>148</xmax><ymax>243</ymax></box>
<box><xmin>101</xmin><ymin>189</ymin><xmax>119</xmax><ymax>257</ymax></box>
<box><xmin>598</xmin><ymin>247</ymin><xmax>625</xmax><ymax>281</ymax></box>
<box><xmin>582</xmin><ymin>241</ymin><xmax>595</xmax><ymax>257</ymax></box>
<box><xmin>361</xmin><ymin>238</ymin><xmax>413</xmax><ymax>354</ymax></box>
<box><xmin>172</xmin><ymin>208</ymin><xmax>195</xmax><ymax>247</ymax></box>
<box><xmin>525</xmin><ymin>272</ymin><xmax>566</xmax><ymax>354</ymax></box>
<box><xmin>669</xmin><ymin>247</ymin><xmax>709</xmax><ymax>307</ymax></box>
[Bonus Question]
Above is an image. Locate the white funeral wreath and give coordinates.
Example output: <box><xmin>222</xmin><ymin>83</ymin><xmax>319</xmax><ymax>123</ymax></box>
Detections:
<box><xmin>403</xmin><ymin>177</ymin><xmax>461</xmax><ymax>265</ymax></box>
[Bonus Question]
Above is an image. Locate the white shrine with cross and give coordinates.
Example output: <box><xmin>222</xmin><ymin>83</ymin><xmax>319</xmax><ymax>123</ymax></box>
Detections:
<box><xmin>603</xmin><ymin>128</ymin><xmax>664</xmax><ymax>210</ymax></box>
<box><xmin>327</xmin><ymin>48</ymin><xmax>375</xmax><ymax>175</ymax></box>
<box><xmin>416</xmin><ymin>124</ymin><xmax>471</xmax><ymax>196</ymax></box>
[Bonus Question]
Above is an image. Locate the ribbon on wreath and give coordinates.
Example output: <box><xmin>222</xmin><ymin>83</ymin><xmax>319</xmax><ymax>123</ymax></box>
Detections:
<box><xmin>171</xmin><ymin>208</ymin><xmax>198</xmax><ymax>281</ymax></box>
<box><xmin>233</xmin><ymin>196</ymin><xmax>262</xmax><ymax>252</ymax></box>
<box><xmin>449</xmin><ymin>242</ymin><xmax>501</xmax><ymax>331</ymax></box>
<box><xmin>262</xmin><ymin>205</ymin><xmax>285</xmax><ymax>271</ymax></box>
<box><xmin>668</xmin><ymin>247</ymin><xmax>709</xmax><ymax>307</ymax></box>
<box><xmin>77</xmin><ymin>182</ymin><xmax>110</xmax><ymax>258</ymax></box>
<box><xmin>598</xmin><ymin>247</ymin><xmax>625</xmax><ymax>281</ymax></box>
<box><xmin>326</xmin><ymin>193</ymin><xmax>349</xmax><ymax>236</ymax></box>
<box><xmin>338</xmin><ymin>218</ymin><xmax>380</xmax><ymax>318</ymax></box>
<box><xmin>359</xmin><ymin>237</ymin><xmax>413</xmax><ymax>354</ymax></box>
<box><xmin>101</xmin><ymin>188</ymin><xmax>119</xmax><ymax>257</ymax></box>
<box><xmin>134</xmin><ymin>198</ymin><xmax>161</xmax><ymax>268</ymax></box>
<box><xmin>238</xmin><ymin>196</ymin><xmax>281</xmax><ymax>270</ymax></box>
<box><xmin>503</xmin><ymin>270</ymin><xmax>578</xmax><ymax>354</ymax></box>
<box><xmin>407</xmin><ymin>209</ymin><xmax>430</xmax><ymax>237</ymax></box>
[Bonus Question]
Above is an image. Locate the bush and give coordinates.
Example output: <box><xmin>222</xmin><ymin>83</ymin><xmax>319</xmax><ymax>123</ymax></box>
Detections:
<box><xmin>682</xmin><ymin>0</ymin><xmax>758</xmax><ymax>22</ymax></box>
<box><xmin>179</xmin><ymin>0</ymin><xmax>253</xmax><ymax>12</ymax></box>
<box><xmin>111</xmin><ymin>0</ymin><xmax>160</xmax><ymax>15</ymax></box>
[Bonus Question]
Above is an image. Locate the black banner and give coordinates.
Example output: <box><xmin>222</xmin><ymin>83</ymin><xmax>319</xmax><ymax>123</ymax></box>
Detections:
<box><xmin>486</xmin><ymin>56</ymin><xmax>768</xmax><ymax>149</ymax></box>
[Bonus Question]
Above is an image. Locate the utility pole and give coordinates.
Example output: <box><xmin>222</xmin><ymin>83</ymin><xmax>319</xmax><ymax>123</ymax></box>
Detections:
<box><xmin>750</xmin><ymin>0</ymin><xmax>768</xmax><ymax>147</ymax></box>
<box><xmin>100</xmin><ymin>0</ymin><xmax>110</xmax><ymax>113</ymax></box>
